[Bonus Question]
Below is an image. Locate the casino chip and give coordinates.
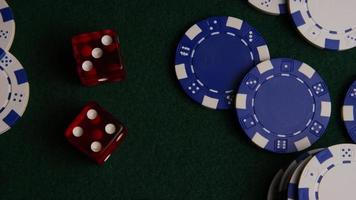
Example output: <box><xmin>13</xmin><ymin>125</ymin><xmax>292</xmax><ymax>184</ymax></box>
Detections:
<box><xmin>289</xmin><ymin>0</ymin><xmax>356</xmax><ymax>51</ymax></box>
<box><xmin>175</xmin><ymin>16</ymin><xmax>270</xmax><ymax>110</ymax></box>
<box><xmin>267</xmin><ymin>169</ymin><xmax>284</xmax><ymax>200</ymax></box>
<box><xmin>287</xmin><ymin>155</ymin><xmax>313</xmax><ymax>200</ymax></box>
<box><xmin>298</xmin><ymin>144</ymin><xmax>356</xmax><ymax>200</ymax></box>
<box><xmin>278</xmin><ymin>148</ymin><xmax>323</xmax><ymax>200</ymax></box>
<box><xmin>248</xmin><ymin>0</ymin><xmax>287</xmax><ymax>15</ymax></box>
<box><xmin>342</xmin><ymin>81</ymin><xmax>356</xmax><ymax>143</ymax></box>
<box><xmin>236</xmin><ymin>58</ymin><xmax>331</xmax><ymax>153</ymax></box>
<box><xmin>0</xmin><ymin>0</ymin><xmax>15</xmax><ymax>50</ymax></box>
<box><xmin>0</xmin><ymin>48</ymin><xmax>29</xmax><ymax>134</ymax></box>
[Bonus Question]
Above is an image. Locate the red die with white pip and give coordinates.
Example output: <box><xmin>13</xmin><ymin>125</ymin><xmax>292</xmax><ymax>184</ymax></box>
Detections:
<box><xmin>72</xmin><ymin>29</ymin><xmax>126</xmax><ymax>86</ymax></box>
<box><xmin>65</xmin><ymin>102</ymin><xmax>127</xmax><ymax>165</ymax></box>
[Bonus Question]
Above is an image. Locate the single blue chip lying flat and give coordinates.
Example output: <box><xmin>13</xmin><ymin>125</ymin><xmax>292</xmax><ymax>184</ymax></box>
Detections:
<box><xmin>235</xmin><ymin>58</ymin><xmax>331</xmax><ymax>153</ymax></box>
<box><xmin>175</xmin><ymin>16</ymin><xmax>270</xmax><ymax>110</ymax></box>
<box><xmin>342</xmin><ymin>81</ymin><xmax>356</xmax><ymax>143</ymax></box>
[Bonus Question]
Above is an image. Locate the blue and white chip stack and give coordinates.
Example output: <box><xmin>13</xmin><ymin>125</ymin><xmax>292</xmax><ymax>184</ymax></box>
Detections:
<box><xmin>248</xmin><ymin>0</ymin><xmax>356</xmax><ymax>51</ymax></box>
<box><xmin>268</xmin><ymin>144</ymin><xmax>356</xmax><ymax>200</ymax></box>
<box><xmin>0</xmin><ymin>0</ymin><xmax>30</xmax><ymax>135</ymax></box>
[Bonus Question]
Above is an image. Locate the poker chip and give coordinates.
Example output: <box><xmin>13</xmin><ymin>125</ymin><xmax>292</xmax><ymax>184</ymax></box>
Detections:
<box><xmin>278</xmin><ymin>148</ymin><xmax>323</xmax><ymax>200</ymax></box>
<box><xmin>0</xmin><ymin>48</ymin><xmax>29</xmax><ymax>135</ymax></box>
<box><xmin>289</xmin><ymin>0</ymin><xmax>356</xmax><ymax>51</ymax></box>
<box><xmin>267</xmin><ymin>169</ymin><xmax>284</xmax><ymax>200</ymax></box>
<box><xmin>248</xmin><ymin>0</ymin><xmax>287</xmax><ymax>15</ymax></box>
<box><xmin>0</xmin><ymin>0</ymin><xmax>15</xmax><ymax>50</ymax></box>
<box><xmin>342</xmin><ymin>81</ymin><xmax>356</xmax><ymax>143</ymax></box>
<box><xmin>236</xmin><ymin>58</ymin><xmax>331</xmax><ymax>153</ymax></box>
<box><xmin>175</xmin><ymin>16</ymin><xmax>270</xmax><ymax>110</ymax></box>
<box><xmin>298</xmin><ymin>144</ymin><xmax>356</xmax><ymax>200</ymax></box>
<box><xmin>287</xmin><ymin>155</ymin><xmax>313</xmax><ymax>200</ymax></box>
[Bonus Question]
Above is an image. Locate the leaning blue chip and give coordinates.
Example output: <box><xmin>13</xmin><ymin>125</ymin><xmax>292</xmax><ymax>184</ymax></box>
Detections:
<box><xmin>235</xmin><ymin>58</ymin><xmax>331</xmax><ymax>153</ymax></box>
<box><xmin>342</xmin><ymin>81</ymin><xmax>356</xmax><ymax>143</ymax></box>
<box><xmin>175</xmin><ymin>16</ymin><xmax>270</xmax><ymax>110</ymax></box>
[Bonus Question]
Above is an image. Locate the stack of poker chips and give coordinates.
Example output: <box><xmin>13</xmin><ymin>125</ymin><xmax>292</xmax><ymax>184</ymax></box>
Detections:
<box><xmin>248</xmin><ymin>0</ymin><xmax>356</xmax><ymax>51</ymax></box>
<box><xmin>0</xmin><ymin>0</ymin><xmax>30</xmax><ymax>135</ymax></box>
<box><xmin>268</xmin><ymin>143</ymin><xmax>356</xmax><ymax>200</ymax></box>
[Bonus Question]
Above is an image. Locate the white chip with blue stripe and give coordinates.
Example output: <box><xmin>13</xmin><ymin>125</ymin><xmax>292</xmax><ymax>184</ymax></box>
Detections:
<box><xmin>0</xmin><ymin>48</ymin><xmax>29</xmax><ymax>134</ymax></box>
<box><xmin>298</xmin><ymin>144</ymin><xmax>356</xmax><ymax>200</ymax></box>
<box><xmin>289</xmin><ymin>0</ymin><xmax>356</xmax><ymax>51</ymax></box>
<box><xmin>0</xmin><ymin>0</ymin><xmax>15</xmax><ymax>50</ymax></box>
<box><xmin>248</xmin><ymin>0</ymin><xmax>287</xmax><ymax>15</ymax></box>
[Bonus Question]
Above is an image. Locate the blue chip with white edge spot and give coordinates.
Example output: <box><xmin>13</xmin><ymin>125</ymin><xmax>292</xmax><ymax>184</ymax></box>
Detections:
<box><xmin>289</xmin><ymin>0</ymin><xmax>356</xmax><ymax>51</ymax></box>
<box><xmin>175</xmin><ymin>16</ymin><xmax>270</xmax><ymax>110</ymax></box>
<box><xmin>235</xmin><ymin>58</ymin><xmax>331</xmax><ymax>153</ymax></box>
<box><xmin>342</xmin><ymin>81</ymin><xmax>356</xmax><ymax>143</ymax></box>
<box><xmin>298</xmin><ymin>144</ymin><xmax>356</xmax><ymax>200</ymax></box>
<box><xmin>0</xmin><ymin>48</ymin><xmax>29</xmax><ymax>135</ymax></box>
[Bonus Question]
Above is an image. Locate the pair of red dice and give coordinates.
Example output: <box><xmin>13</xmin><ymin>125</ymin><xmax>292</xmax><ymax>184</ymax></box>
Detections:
<box><xmin>65</xmin><ymin>30</ymin><xmax>127</xmax><ymax>165</ymax></box>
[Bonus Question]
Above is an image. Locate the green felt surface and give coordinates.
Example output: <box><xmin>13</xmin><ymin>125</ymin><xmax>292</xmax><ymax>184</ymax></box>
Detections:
<box><xmin>0</xmin><ymin>0</ymin><xmax>355</xmax><ymax>199</ymax></box>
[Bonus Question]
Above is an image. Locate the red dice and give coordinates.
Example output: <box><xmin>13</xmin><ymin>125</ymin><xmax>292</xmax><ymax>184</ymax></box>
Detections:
<box><xmin>65</xmin><ymin>102</ymin><xmax>127</xmax><ymax>164</ymax></box>
<box><xmin>72</xmin><ymin>29</ymin><xmax>126</xmax><ymax>86</ymax></box>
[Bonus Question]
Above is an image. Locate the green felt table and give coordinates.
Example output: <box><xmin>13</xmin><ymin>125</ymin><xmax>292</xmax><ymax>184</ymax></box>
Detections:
<box><xmin>1</xmin><ymin>0</ymin><xmax>355</xmax><ymax>199</ymax></box>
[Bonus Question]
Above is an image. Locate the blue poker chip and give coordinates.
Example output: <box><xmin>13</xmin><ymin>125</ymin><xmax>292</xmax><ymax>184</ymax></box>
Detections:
<box><xmin>175</xmin><ymin>16</ymin><xmax>270</xmax><ymax>110</ymax></box>
<box><xmin>342</xmin><ymin>81</ymin><xmax>356</xmax><ymax>142</ymax></box>
<box><xmin>235</xmin><ymin>58</ymin><xmax>331</xmax><ymax>153</ymax></box>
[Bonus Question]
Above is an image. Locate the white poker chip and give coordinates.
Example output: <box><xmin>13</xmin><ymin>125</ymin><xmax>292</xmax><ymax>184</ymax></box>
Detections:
<box><xmin>277</xmin><ymin>148</ymin><xmax>323</xmax><ymax>199</ymax></box>
<box><xmin>287</xmin><ymin>156</ymin><xmax>313</xmax><ymax>200</ymax></box>
<box><xmin>289</xmin><ymin>0</ymin><xmax>356</xmax><ymax>51</ymax></box>
<box><xmin>248</xmin><ymin>0</ymin><xmax>287</xmax><ymax>15</ymax></box>
<box><xmin>298</xmin><ymin>144</ymin><xmax>356</xmax><ymax>200</ymax></box>
<box><xmin>0</xmin><ymin>0</ymin><xmax>15</xmax><ymax>50</ymax></box>
<box><xmin>0</xmin><ymin>48</ymin><xmax>29</xmax><ymax>134</ymax></box>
